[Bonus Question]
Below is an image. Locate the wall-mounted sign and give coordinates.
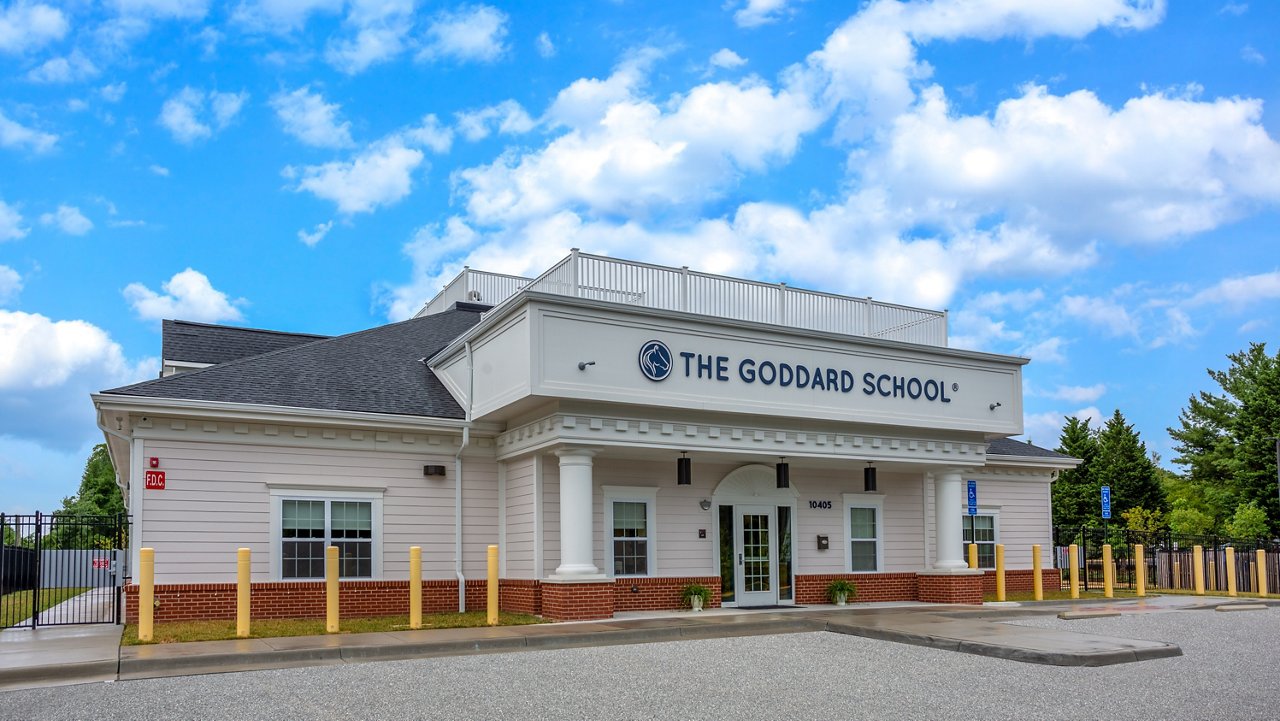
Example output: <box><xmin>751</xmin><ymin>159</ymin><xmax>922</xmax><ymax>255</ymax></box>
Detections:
<box><xmin>145</xmin><ymin>470</ymin><xmax>166</xmax><ymax>490</ymax></box>
<box><xmin>967</xmin><ymin>480</ymin><xmax>977</xmax><ymax>516</ymax></box>
<box><xmin>808</xmin><ymin>500</ymin><xmax>833</xmax><ymax>510</ymax></box>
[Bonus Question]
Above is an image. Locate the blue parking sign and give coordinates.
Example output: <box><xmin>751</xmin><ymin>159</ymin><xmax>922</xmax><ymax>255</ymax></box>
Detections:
<box><xmin>1101</xmin><ymin>485</ymin><xmax>1112</xmax><ymax>519</ymax></box>
<box><xmin>967</xmin><ymin>480</ymin><xmax>977</xmax><ymax>516</ymax></box>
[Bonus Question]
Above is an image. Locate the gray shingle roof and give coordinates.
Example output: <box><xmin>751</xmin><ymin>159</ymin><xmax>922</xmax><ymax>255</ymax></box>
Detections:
<box><xmin>108</xmin><ymin>308</ymin><xmax>484</xmax><ymax>418</ymax></box>
<box><xmin>163</xmin><ymin>320</ymin><xmax>330</xmax><ymax>365</ymax></box>
<box><xmin>986</xmin><ymin>437</ymin><xmax>1069</xmax><ymax>459</ymax></box>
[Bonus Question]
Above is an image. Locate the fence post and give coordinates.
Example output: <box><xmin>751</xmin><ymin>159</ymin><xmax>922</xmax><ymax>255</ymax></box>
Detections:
<box><xmin>1226</xmin><ymin>547</ymin><xmax>1237</xmax><ymax>597</ymax></box>
<box><xmin>236</xmin><ymin>548</ymin><xmax>250</xmax><ymax>638</ymax></box>
<box><xmin>139</xmin><ymin>547</ymin><xmax>154</xmax><ymax>642</ymax></box>
<box><xmin>1102</xmin><ymin>544</ymin><xmax>1114</xmax><ymax>598</ymax></box>
<box><xmin>1193</xmin><ymin>545</ymin><xmax>1205</xmax><ymax>596</ymax></box>
<box><xmin>487</xmin><ymin>544</ymin><xmax>499</xmax><ymax>626</ymax></box>
<box><xmin>1032</xmin><ymin>544</ymin><xmax>1043</xmax><ymax>601</ymax></box>
<box><xmin>1258</xmin><ymin>550</ymin><xmax>1269</xmax><ymax>598</ymax></box>
<box><xmin>32</xmin><ymin>511</ymin><xmax>42</xmax><ymax>628</ymax></box>
<box><xmin>1069</xmin><ymin>544</ymin><xmax>1080</xmax><ymax>599</ymax></box>
<box><xmin>325</xmin><ymin>546</ymin><xmax>339</xmax><ymax>633</ymax></box>
<box><xmin>1134</xmin><ymin>544</ymin><xmax>1145</xmax><ymax>597</ymax></box>
<box><xmin>409</xmin><ymin>546</ymin><xmax>422</xmax><ymax>630</ymax></box>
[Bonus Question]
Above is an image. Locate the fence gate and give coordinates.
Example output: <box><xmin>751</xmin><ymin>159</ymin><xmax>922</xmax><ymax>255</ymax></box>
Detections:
<box><xmin>0</xmin><ymin>512</ymin><xmax>130</xmax><ymax>628</ymax></box>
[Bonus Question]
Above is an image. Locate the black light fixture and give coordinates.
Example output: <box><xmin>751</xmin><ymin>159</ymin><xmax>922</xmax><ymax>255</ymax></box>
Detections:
<box><xmin>677</xmin><ymin>452</ymin><xmax>691</xmax><ymax>485</ymax></box>
<box><xmin>863</xmin><ymin>462</ymin><xmax>877</xmax><ymax>492</ymax></box>
<box><xmin>424</xmin><ymin>464</ymin><xmax>447</xmax><ymax>477</ymax></box>
<box><xmin>776</xmin><ymin>457</ymin><xmax>790</xmax><ymax>489</ymax></box>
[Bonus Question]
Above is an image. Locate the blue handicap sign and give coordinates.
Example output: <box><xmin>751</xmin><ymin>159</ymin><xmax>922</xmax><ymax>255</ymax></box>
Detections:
<box><xmin>1101</xmin><ymin>485</ymin><xmax>1112</xmax><ymax>519</ymax></box>
<box><xmin>967</xmin><ymin>480</ymin><xmax>977</xmax><ymax>516</ymax></box>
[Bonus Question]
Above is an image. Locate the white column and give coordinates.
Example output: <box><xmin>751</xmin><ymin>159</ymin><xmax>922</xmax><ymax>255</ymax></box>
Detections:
<box><xmin>933</xmin><ymin>469</ymin><xmax>968</xmax><ymax>571</ymax></box>
<box><xmin>553</xmin><ymin>449</ymin><xmax>603</xmax><ymax>578</ymax></box>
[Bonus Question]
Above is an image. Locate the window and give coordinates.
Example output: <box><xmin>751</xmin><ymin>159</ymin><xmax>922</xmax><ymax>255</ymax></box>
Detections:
<box><xmin>270</xmin><ymin>488</ymin><xmax>383</xmax><ymax>580</ymax></box>
<box><xmin>603</xmin><ymin>486</ymin><xmax>658</xmax><ymax>577</ymax></box>
<box><xmin>843</xmin><ymin>494</ymin><xmax>884</xmax><ymax>573</ymax></box>
<box><xmin>962</xmin><ymin>512</ymin><xmax>998</xmax><ymax>569</ymax></box>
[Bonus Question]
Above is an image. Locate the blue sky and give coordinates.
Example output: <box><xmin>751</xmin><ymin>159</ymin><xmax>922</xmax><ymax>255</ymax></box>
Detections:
<box><xmin>1</xmin><ymin>0</ymin><xmax>1277</xmax><ymax>514</ymax></box>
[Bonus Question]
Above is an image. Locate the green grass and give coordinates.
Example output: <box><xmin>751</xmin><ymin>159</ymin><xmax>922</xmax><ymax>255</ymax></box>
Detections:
<box><xmin>122</xmin><ymin>610</ymin><xmax>547</xmax><ymax>645</ymax></box>
<box><xmin>0</xmin><ymin>587</ymin><xmax>90</xmax><ymax>628</ymax></box>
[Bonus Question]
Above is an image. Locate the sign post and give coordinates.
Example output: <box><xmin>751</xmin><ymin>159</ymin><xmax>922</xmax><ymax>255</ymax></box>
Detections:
<box><xmin>1101</xmin><ymin>485</ymin><xmax>1111</xmax><ymax>541</ymax></box>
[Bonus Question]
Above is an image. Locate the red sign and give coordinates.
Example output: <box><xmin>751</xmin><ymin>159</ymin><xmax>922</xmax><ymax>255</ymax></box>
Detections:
<box><xmin>92</xmin><ymin>558</ymin><xmax>110</xmax><ymax>569</ymax></box>
<box><xmin>145</xmin><ymin>470</ymin><xmax>166</xmax><ymax>490</ymax></box>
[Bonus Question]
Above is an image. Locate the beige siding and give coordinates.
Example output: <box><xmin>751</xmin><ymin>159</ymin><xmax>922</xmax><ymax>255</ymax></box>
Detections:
<box><xmin>976</xmin><ymin>476</ymin><xmax>1054</xmax><ymax>567</ymax></box>
<box><xmin>542</xmin><ymin>461</ymin><xmax>560</xmax><ymax>572</ymax></box>
<box><xmin>503</xmin><ymin>457</ymin><xmax>537</xmax><ymax>577</ymax></box>
<box><xmin>140</xmin><ymin>437</ymin><xmax>493</xmax><ymax>584</ymax></box>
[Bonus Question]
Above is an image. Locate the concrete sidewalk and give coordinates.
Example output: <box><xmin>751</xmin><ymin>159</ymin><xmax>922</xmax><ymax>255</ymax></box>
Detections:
<box><xmin>6</xmin><ymin>596</ymin><xmax>1272</xmax><ymax>693</ymax></box>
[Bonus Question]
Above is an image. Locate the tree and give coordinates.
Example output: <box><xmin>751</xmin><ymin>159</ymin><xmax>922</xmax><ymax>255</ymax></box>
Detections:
<box><xmin>1095</xmin><ymin>410</ymin><xmax>1166</xmax><ymax>519</ymax></box>
<box><xmin>1226</xmin><ymin>501</ymin><xmax>1269</xmax><ymax>539</ymax></box>
<box><xmin>1121</xmin><ymin>507</ymin><xmax>1166</xmax><ymax>533</ymax></box>
<box><xmin>1052</xmin><ymin>416</ymin><xmax>1100</xmax><ymax>528</ymax></box>
<box><xmin>1168</xmin><ymin>507</ymin><xmax>1215</xmax><ymax>537</ymax></box>
<box><xmin>44</xmin><ymin>444</ymin><xmax>126</xmax><ymax>550</ymax></box>
<box><xmin>1170</xmin><ymin>343</ymin><xmax>1280</xmax><ymax>535</ymax></box>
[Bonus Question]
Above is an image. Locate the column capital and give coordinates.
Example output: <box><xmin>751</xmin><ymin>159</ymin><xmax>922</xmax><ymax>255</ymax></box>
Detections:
<box><xmin>554</xmin><ymin>447</ymin><xmax>598</xmax><ymax>462</ymax></box>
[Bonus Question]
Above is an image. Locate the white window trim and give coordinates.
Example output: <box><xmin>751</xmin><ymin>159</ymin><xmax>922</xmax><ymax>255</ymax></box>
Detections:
<box><xmin>962</xmin><ymin>507</ymin><xmax>1001</xmax><ymax>569</ymax></box>
<box><xmin>602</xmin><ymin>485</ymin><xmax>659</xmax><ymax>578</ymax></box>
<box><xmin>269</xmin><ymin>487</ymin><xmax>385</xmax><ymax>581</ymax></box>
<box><xmin>842</xmin><ymin>493</ymin><xmax>885</xmax><ymax>574</ymax></box>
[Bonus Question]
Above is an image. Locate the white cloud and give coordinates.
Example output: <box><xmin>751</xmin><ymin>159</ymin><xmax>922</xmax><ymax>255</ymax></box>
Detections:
<box><xmin>400</xmin><ymin>113</ymin><xmax>453</xmax><ymax>153</ymax></box>
<box><xmin>1045</xmin><ymin>384</ymin><xmax>1106</xmax><ymax>403</ymax></box>
<box><xmin>0</xmin><ymin>110</ymin><xmax>57</xmax><ymax>153</ymax></box>
<box><xmin>709</xmin><ymin>48</ymin><xmax>747</xmax><ymax>70</ymax></box>
<box><xmin>26</xmin><ymin>51</ymin><xmax>98</xmax><ymax>83</ymax></box>
<box><xmin>1022</xmin><ymin>405</ymin><xmax>1102</xmax><ymax>447</ymax></box>
<box><xmin>733</xmin><ymin>0</ymin><xmax>793</xmax><ymax>28</ymax></box>
<box><xmin>0</xmin><ymin>200</ymin><xmax>27</xmax><ymax>241</ymax></box>
<box><xmin>159</xmin><ymin>87</ymin><xmax>248</xmax><ymax>144</ymax></box>
<box><xmin>271</xmin><ymin>86</ymin><xmax>354</xmax><ymax>148</ymax></box>
<box><xmin>1189</xmin><ymin>270</ymin><xmax>1280</xmax><ymax>307</ymax></box>
<box><xmin>1062</xmin><ymin>295</ymin><xmax>1139</xmax><ymax>337</ymax></box>
<box><xmin>455</xmin><ymin>100</ymin><xmax>535</xmax><ymax>141</ymax></box>
<box><xmin>1019</xmin><ymin>337</ymin><xmax>1067</xmax><ymax>364</ymax></box>
<box><xmin>0</xmin><ymin>1</ymin><xmax>68</xmax><ymax>55</ymax></box>
<box><xmin>536</xmin><ymin>31</ymin><xmax>555</xmax><ymax>58</ymax></box>
<box><xmin>287</xmin><ymin>140</ymin><xmax>424</xmax><ymax>214</ymax></box>
<box><xmin>0</xmin><ymin>265</ymin><xmax>21</xmax><ymax>304</ymax></box>
<box><xmin>109</xmin><ymin>0</ymin><xmax>208</xmax><ymax>20</ymax></box>
<box><xmin>230</xmin><ymin>0</ymin><xmax>343</xmax><ymax>32</ymax></box>
<box><xmin>325</xmin><ymin>0</ymin><xmax>416</xmax><ymax>74</ymax></box>
<box><xmin>1219</xmin><ymin>3</ymin><xmax>1248</xmax><ymax>15</ymax></box>
<box><xmin>39</xmin><ymin>205</ymin><xmax>93</xmax><ymax>235</ymax></box>
<box><xmin>149</xmin><ymin>164</ymin><xmax>169</xmax><ymax>176</ymax></box>
<box><xmin>0</xmin><ymin>310</ymin><xmax>156</xmax><ymax>450</ymax></box>
<box><xmin>123</xmin><ymin>268</ymin><xmax>245</xmax><ymax>323</ymax></box>
<box><xmin>1241</xmin><ymin>44</ymin><xmax>1265</xmax><ymax>65</ymax></box>
<box><xmin>297</xmin><ymin>220</ymin><xmax>333</xmax><ymax>246</ymax></box>
<box><xmin>1238</xmin><ymin>319</ymin><xmax>1267</xmax><ymax>334</ymax></box>
<box><xmin>418</xmin><ymin>4</ymin><xmax>508</xmax><ymax>64</ymax></box>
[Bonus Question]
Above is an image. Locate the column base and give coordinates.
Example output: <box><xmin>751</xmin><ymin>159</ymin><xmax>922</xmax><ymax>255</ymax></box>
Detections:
<box><xmin>917</xmin><ymin>569</ymin><xmax>984</xmax><ymax>605</ymax></box>
<box><xmin>541</xmin><ymin>578</ymin><xmax>615</xmax><ymax>621</ymax></box>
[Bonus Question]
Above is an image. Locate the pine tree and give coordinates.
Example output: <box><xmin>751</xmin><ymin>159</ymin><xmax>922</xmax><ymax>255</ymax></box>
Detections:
<box><xmin>1095</xmin><ymin>410</ymin><xmax>1166</xmax><ymax>519</ymax></box>
<box><xmin>1052</xmin><ymin>416</ymin><xmax>1099</xmax><ymax>528</ymax></box>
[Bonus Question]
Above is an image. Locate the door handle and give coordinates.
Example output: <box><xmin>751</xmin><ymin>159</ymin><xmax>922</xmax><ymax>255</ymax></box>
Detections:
<box><xmin>738</xmin><ymin>553</ymin><xmax>743</xmax><ymax>566</ymax></box>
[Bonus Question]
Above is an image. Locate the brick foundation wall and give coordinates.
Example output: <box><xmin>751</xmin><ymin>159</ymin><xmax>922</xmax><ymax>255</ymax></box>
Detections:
<box><xmin>540</xmin><ymin>581</ymin><xmax>615</xmax><ymax>621</ymax></box>
<box><xmin>499</xmin><ymin>579</ymin><xmax>542</xmax><ymax>616</ymax></box>
<box><xmin>981</xmin><ymin>568</ymin><xmax>1061</xmax><ymax>594</ymax></box>
<box><xmin>794</xmin><ymin>573</ymin><xmax>918</xmax><ymax>604</ymax></box>
<box><xmin>613</xmin><ymin>576</ymin><xmax>722</xmax><ymax>611</ymax></box>
<box><xmin>917</xmin><ymin>573</ymin><xmax>984</xmax><ymax>604</ymax></box>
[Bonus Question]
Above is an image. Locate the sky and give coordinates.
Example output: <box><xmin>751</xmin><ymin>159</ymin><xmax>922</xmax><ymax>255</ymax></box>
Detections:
<box><xmin>1</xmin><ymin>0</ymin><xmax>1278</xmax><ymax>515</ymax></box>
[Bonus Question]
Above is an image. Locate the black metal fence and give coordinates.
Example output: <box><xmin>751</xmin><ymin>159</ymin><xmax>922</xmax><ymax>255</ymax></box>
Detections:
<box><xmin>0</xmin><ymin>512</ymin><xmax>130</xmax><ymax>628</ymax></box>
<box><xmin>1053</xmin><ymin>526</ymin><xmax>1280</xmax><ymax>594</ymax></box>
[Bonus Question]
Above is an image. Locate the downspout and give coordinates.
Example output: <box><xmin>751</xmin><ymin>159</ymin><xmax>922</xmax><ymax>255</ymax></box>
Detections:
<box><xmin>454</xmin><ymin>341</ymin><xmax>474</xmax><ymax>612</ymax></box>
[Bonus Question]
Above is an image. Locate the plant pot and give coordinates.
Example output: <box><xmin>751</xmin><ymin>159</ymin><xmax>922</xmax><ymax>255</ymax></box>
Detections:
<box><xmin>691</xmin><ymin>596</ymin><xmax>704</xmax><ymax>612</ymax></box>
<box><xmin>834</xmin><ymin>592</ymin><xmax>848</xmax><ymax>606</ymax></box>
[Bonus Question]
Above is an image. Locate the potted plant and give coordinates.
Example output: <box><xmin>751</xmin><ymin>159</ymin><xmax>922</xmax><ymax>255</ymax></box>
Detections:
<box><xmin>827</xmin><ymin>578</ymin><xmax>857</xmax><ymax>606</ymax></box>
<box><xmin>681</xmin><ymin>583</ymin><xmax>711</xmax><ymax>612</ymax></box>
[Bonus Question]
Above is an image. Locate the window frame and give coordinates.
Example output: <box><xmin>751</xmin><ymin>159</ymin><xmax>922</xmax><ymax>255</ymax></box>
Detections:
<box><xmin>602</xmin><ymin>485</ymin><xmax>659</xmax><ymax>578</ymax></box>
<box><xmin>961</xmin><ymin>508</ymin><xmax>1001</xmax><ymax>570</ymax></box>
<box><xmin>842</xmin><ymin>493</ymin><xmax>885</xmax><ymax>574</ymax></box>
<box><xmin>269</xmin><ymin>487</ymin><xmax>384</xmax><ymax>581</ymax></box>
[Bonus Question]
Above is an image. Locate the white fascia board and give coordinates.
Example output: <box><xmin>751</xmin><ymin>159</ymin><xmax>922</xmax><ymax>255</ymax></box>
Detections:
<box><xmin>91</xmin><ymin>393</ymin><xmax>502</xmax><ymax>435</ymax></box>
<box><xmin>430</xmin><ymin>291</ymin><xmax>1031</xmax><ymax>370</ymax></box>
<box><xmin>984</xmin><ymin>453</ymin><xmax>1082</xmax><ymax>471</ymax></box>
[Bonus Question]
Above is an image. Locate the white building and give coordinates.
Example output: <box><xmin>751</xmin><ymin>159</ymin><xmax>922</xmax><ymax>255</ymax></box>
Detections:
<box><xmin>93</xmin><ymin>250</ymin><xmax>1076</xmax><ymax>621</ymax></box>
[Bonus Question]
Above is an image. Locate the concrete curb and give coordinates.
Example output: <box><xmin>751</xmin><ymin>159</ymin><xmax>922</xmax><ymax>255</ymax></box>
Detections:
<box><xmin>0</xmin><ymin>659</ymin><xmax>120</xmax><ymax>691</ymax></box>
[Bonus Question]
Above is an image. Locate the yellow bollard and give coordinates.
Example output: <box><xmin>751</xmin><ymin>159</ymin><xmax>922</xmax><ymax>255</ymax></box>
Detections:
<box><xmin>1226</xmin><ymin>547</ymin><xmax>1237</xmax><ymax>597</ymax></box>
<box><xmin>409</xmin><ymin>546</ymin><xmax>422</xmax><ymax>630</ymax></box>
<box><xmin>1102</xmin><ymin>544</ymin><xmax>1113</xmax><ymax>598</ymax></box>
<box><xmin>1069</xmin><ymin>544</ymin><xmax>1080</xmax><ymax>599</ymax></box>
<box><xmin>1134</xmin><ymin>544</ymin><xmax>1145</xmax><ymax>597</ymax></box>
<box><xmin>236</xmin><ymin>548</ymin><xmax>250</xmax><ymax>638</ymax></box>
<box><xmin>968</xmin><ymin>543</ymin><xmax>978</xmax><ymax>570</ymax></box>
<box><xmin>487</xmin><ymin>544</ymin><xmax>499</xmax><ymax>626</ymax></box>
<box><xmin>1193</xmin><ymin>545</ymin><xmax>1205</xmax><ymax>596</ymax></box>
<box><xmin>995</xmin><ymin>544</ymin><xmax>1006</xmax><ymax>602</ymax></box>
<box><xmin>326</xmin><ymin>545</ymin><xmax>339</xmax><ymax>633</ymax></box>
<box><xmin>139</xmin><ymin>548</ymin><xmax>154</xmax><ymax>642</ymax></box>
<box><xmin>1032</xmin><ymin>544</ymin><xmax>1043</xmax><ymax>601</ymax></box>
<box><xmin>1257</xmin><ymin>550</ymin><xmax>1269</xmax><ymax>598</ymax></box>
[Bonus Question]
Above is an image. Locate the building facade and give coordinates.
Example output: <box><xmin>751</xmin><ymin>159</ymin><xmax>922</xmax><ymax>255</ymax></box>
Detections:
<box><xmin>94</xmin><ymin>251</ymin><xmax>1076</xmax><ymax>621</ymax></box>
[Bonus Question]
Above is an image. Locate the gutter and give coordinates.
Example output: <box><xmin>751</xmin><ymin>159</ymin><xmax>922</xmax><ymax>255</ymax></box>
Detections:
<box><xmin>453</xmin><ymin>341</ymin><xmax>474</xmax><ymax>612</ymax></box>
<box><xmin>95</xmin><ymin>410</ymin><xmax>132</xmax><ymax>502</ymax></box>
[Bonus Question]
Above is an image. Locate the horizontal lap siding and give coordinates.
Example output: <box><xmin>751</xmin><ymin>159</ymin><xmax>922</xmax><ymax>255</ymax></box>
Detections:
<box><xmin>504</xmin><ymin>457</ymin><xmax>536</xmax><ymax>578</ymax></box>
<box><xmin>141</xmin><ymin>438</ymin><xmax>484</xmax><ymax>584</ymax></box>
<box><xmin>977</xmin><ymin>477</ymin><xmax>1053</xmax><ymax>567</ymax></box>
<box><xmin>793</xmin><ymin>470</ymin><xmax>922</xmax><ymax>574</ymax></box>
<box><xmin>542</xmin><ymin>462</ymin><xmax>560</xmax><ymax>573</ymax></box>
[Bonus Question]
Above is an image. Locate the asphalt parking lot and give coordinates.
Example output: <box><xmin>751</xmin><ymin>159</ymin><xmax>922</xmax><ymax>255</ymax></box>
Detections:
<box><xmin>2</xmin><ymin>606</ymin><xmax>1276</xmax><ymax>721</ymax></box>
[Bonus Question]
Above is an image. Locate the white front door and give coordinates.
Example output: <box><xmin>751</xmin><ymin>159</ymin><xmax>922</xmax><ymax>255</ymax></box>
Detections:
<box><xmin>735</xmin><ymin>505</ymin><xmax>777</xmax><ymax>607</ymax></box>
